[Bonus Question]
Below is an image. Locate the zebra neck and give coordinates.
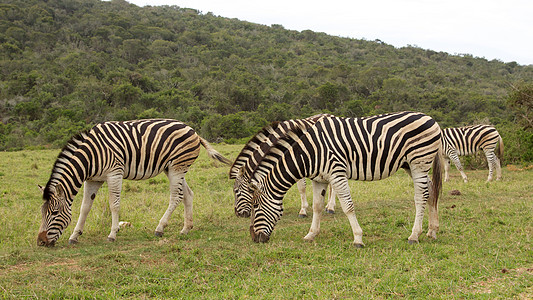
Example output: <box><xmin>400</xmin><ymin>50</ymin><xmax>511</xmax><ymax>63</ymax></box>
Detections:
<box><xmin>229</xmin><ymin>158</ymin><xmax>247</xmax><ymax>178</ymax></box>
<box><xmin>47</xmin><ymin>144</ymin><xmax>95</xmax><ymax>202</ymax></box>
<box><xmin>45</xmin><ymin>178</ymin><xmax>79</xmax><ymax>207</ymax></box>
<box><xmin>263</xmin><ymin>149</ymin><xmax>311</xmax><ymax>196</ymax></box>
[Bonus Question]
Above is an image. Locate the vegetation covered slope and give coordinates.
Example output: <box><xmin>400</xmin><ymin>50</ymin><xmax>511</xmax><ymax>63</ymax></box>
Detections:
<box><xmin>1</xmin><ymin>0</ymin><xmax>533</xmax><ymax>160</ymax></box>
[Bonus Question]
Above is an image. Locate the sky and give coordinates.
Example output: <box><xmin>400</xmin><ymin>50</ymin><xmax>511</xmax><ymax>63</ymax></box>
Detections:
<box><xmin>126</xmin><ymin>0</ymin><xmax>533</xmax><ymax>65</ymax></box>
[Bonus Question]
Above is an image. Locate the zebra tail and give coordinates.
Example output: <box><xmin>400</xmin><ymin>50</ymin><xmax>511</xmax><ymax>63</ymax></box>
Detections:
<box><xmin>497</xmin><ymin>136</ymin><xmax>504</xmax><ymax>163</ymax></box>
<box><xmin>199</xmin><ymin>137</ymin><xmax>233</xmax><ymax>165</ymax></box>
<box><xmin>429</xmin><ymin>151</ymin><xmax>443</xmax><ymax>211</ymax></box>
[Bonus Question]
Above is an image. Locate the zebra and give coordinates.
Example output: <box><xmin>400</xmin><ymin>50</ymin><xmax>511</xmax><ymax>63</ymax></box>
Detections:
<box><xmin>37</xmin><ymin>119</ymin><xmax>231</xmax><ymax>247</ymax></box>
<box><xmin>441</xmin><ymin>125</ymin><xmax>503</xmax><ymax>183</ymax></box>
<box><xmin>230</xmin><ymin>114</ymin><xmax>337</xmax><ymax>219</ymax></box>
<box><xmin>246</xmin><ymin>112</ymin><xmax>443</xmax><ymax>247</ymax></box>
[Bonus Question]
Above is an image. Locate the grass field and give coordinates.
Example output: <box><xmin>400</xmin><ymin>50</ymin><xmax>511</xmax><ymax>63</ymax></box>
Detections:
<box><xmin>0</xmin><ymin>145</ymin><xmax>532</xmax><ymax>299</ymax></box>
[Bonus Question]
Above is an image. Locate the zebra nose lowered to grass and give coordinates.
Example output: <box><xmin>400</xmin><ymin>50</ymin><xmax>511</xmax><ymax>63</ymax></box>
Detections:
<box><xmin>235</xmin><ymin>207</ymin><xmax>250</xmax><ymax>218</ymax></box>
<box><xmin>37</xmin><ymin>231</ymin><xmax>55</xmax><ymax>247</ymax></box>
<box><xmin>250</xmin><ymin>225</ymin><xmax>270</xmax><ymax>243</ymax></box>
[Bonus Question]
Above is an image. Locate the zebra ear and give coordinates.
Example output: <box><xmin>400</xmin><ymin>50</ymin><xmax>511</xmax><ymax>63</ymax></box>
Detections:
<box><xmin>229</xmin><ymin>168</ymin><xmax>237</xmax><ymax>179</ymax></box>
<box><xmin>56</xmin><ymin>185</ymin><xmax>66</xmax><ymax>199</ymax></box>
<box><xmin>249</xmin><ymin>180</ymin><xmax>261</xmax><ymax>193</ymax></box>
<box><xmin>37</xmin><ymin>184</ymin><xmax>45</xmax><ymax>195</ymax></box>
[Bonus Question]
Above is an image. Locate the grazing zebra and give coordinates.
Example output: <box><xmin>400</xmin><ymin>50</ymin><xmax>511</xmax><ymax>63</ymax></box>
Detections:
<box><xmin>247</xmin><ymin>112</ymin><xmax>443</xmax><ymax>247</ymax></box>
<box><xmin>230</xmin><ymin>114</ymin><xmax>337</xmax><ymax>218</ymax></box>
<box><xmin>37</xmin><ymin>119</ymin><xmax>231</xmax><ymax>247</ymax></box>
<box><xmin>442</xmin><ymin>125</ymin><xmax>503</xmax><ymax>182</ymax></box>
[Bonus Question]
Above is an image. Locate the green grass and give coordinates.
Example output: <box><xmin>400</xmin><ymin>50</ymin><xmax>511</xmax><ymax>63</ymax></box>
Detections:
<box><xmin>0</xmin><ymin>146</ymin><xmax>532</xmax><ymax>299</ymax></box>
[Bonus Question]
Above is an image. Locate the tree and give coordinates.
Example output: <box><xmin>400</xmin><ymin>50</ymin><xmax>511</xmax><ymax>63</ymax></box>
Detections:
<box><xmin>122</xmin><ymin>39</ymin><xmax>148</xmax><ymax>63</ymax></box>
<box><xmin>508</xmin><ymin>82</ymin><xmax>533</xmax><ymax>129</ymax></box>
<box><xmin>316</xmin><ymin>82</ymin><xmax>339</xmax><ymax>110</ymax></box>
<box><xmin>0</xmin><ymin>0</ymin><xmax>532</xmax><ymax>157</ymax></box>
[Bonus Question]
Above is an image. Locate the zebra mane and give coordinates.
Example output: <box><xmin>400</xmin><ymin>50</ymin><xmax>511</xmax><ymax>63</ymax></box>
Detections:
<box><xmin>305</xmin><ymin>113</ymin><xmax>334</xmax><ymax>122</ymax></box>
<box><xmin>250</xmin><ymin>124</ymin><xmax>306</xmax><ymax>181</ymax></box>
<box><xmin>43</xmin><ymin>130</ymin><xmax>90</xmax><ymax>201</ymax></box>
<box><xmin>230</xmin><ymin>114</ymin><xmax>333</xmax><ymax>180</ymax></box>
<box><xmin>229</xmin><ymin>121</ymin><xmax>281</xmax><ymax>179</ymax></box>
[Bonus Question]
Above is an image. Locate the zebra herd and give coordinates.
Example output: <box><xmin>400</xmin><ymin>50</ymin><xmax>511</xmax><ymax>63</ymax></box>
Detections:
<box><xmin>37</xmin><ymin>112</ymin><xmax>503</xmax><ymax>247</ymax></box>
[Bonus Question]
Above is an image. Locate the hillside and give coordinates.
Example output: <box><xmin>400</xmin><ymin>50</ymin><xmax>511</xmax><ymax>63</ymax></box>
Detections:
<box><xmin>1</xmin><ymin>0</ymin><xmax>532</xmax><ymax>154</ymax></box>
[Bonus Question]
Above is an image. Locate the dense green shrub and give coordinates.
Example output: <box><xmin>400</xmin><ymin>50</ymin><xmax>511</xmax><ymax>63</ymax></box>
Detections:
<box><xmin>200</xmin><ymin>111</ymin><xmax>268</xmax><ymax>143</ymax></box>
<box><xmin>1</xmin><ymin>0</ymin><xmax>532</xmax><ymax>164</ymax></box>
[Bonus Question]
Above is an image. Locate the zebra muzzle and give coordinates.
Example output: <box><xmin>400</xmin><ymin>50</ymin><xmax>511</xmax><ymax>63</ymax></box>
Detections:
<box><xmin>250</xmin><ymin>226</ymin><xmax>270</xmax><ymax>243</ymax></box>
<box><xmin>37</xmin><ymin>231</ymin><xmax>55</xmax><ymax>247</ymax></box>
<box><xmin>235</xmin><ymin>208</ymin><xmax>250</xmax><ymax>218</ymax></box>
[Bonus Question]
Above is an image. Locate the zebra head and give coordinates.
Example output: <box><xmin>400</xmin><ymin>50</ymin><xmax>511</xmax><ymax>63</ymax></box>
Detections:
<box><xmin>37</xmin><ymin>184</ymin><xmax>72</xmax><ymax>247</ymax></box>
<box><xmin>248</xmin><ymin>179</ymin><xmax>283</xmax><ymax>243</ymax></box>
<box><xmin>232</xmin><ymin>168</ymin><xmax>254</xmax><ymax>218</ymax></box>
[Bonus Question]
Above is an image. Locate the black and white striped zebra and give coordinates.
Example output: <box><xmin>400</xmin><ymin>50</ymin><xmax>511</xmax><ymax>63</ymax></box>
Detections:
<box><xmin>246</xmin><ymin>112</ymin><xmax>443</xmax><ymax>247</ymax></box>
<box><xmin>37</xmin><ymin>119</ymin><xmax>231</xmax><ymax>247</ymax></box>
<box><xmin>230</xmin><ymin>114</ymin><xmax>337</xmax><ymax>219</ymax></box>
<box><xmin>442</xmin><ymin>125</ymin><xmax>503</xmax><ymax>182</ymax></box>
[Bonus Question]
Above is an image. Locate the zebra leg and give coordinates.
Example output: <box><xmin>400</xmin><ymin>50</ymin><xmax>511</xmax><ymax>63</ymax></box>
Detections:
<box><xmin>484</xmin><ymin>150</ymin><xmax>497</xmax><ymax>182</ymax></box>
<box><xmin>450</xmin><ymin>152</ymin><xmax>468</xmax><ymax>183</ymax></box>
<box><xmin>325</xmin><ymin>185</ymin><xmax>336</xmax><ymax>214</ymax></box>
<box><xmin>408</xmin><ymin>171</ymin><xmax>430</xmax><ymax>244</ymax></box>
<box><xmin>69</xmin><ymin>180</ymin><xmax>104</xmax><ymax>244</ymax></box>
<box><xmin>296</xmin><ymin>179</ymin><xmax>309</xmax><ymax>218</ymax></box>
<box><xmin>331</xmin><ymin>177</ymin><xmax>364</xmax><ymax>247</ymax></box>
<box><xmin>443</xmin><ymin>157</ymin><xmax>450</xmax><ymax>182</ymax></box>
<box><xmin>404</xmin><ymin>166</ymin><xmax>437</xmax><ymax>239</ymax></box>
<box><xmin>495</xmin><ymin>156</ymin><xmax>502</xmax><ymax>181</ymax></box>
<box><xmin>106</xmin><ymin>174</ymin><xmax>124</xmax><ymax>242</ymax></box>
<box><xmin>180</xmin><ymin>179</ymin><xmax>194</xmax><ymax>234</ymax></box>
<box><xmin>426</xmin><ymin>180</ymin><xmax>439</xmax><ymax>240</ymax></box>
<box><xmin>303</xmin><ymin>181</ymin><xmax>327</xmax><ymax>241</ymax></box>
<box><xmin>155</xmin><ymin>169</ymin><xmax>185</xmax><ymax>237</ymax></box>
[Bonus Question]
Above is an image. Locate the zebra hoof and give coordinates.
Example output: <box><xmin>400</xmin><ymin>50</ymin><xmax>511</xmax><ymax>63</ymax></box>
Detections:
<box><xmin>107</xmin><ymin>237</ymin><xmax>116</xmax><ymax>242</ymax></box>
<box><xmin>353</xmin><ymin>243</ymin><xmax>365</xmax><ymax>248</ymax></box>
<box><xmin>68</xmin><ymin>239</ymin><xmax>78</xmax><ymax>245</ymax></box>
<box><xmin>427</xmin><ymin>231</ymin><xmax>438</xmax><ymax>240</ymax></box>
<box><xmin>298</xmin><ymin>214</ymin><xmax>307</xmax><ymax>218</ymax></box>
<box><xmin>180</xmin><ymin>227</ymin><xmax>193</xmax><ymax>235</ymax></box>
<box><xmin>408</xmin><ymin>239</ymin><xmax>419</xmax><ymax>245</ymax></box>
<box><xmin>154</xmin><ymin>231</ymin><xmax>164</xmax><ymax>237</ymax></box>
<box><xmin>326</xmin><ymin>209</ymin><xmax>335</xmax><ymax>214</ymax></box>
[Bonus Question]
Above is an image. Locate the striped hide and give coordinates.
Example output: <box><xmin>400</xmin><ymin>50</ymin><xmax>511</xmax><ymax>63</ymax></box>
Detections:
<box><xmin>38</xmin><ymin>119</ymin><xmax>231</xmax><ymax>247</ymax></box>
<box><xmin>230</xmin><ymin>114</ymin><xmax>337</xmax><ymax>218</ymax></box>
<box><xmin>441</xmin><ymin>125</ymin><xmax>503</xmax><ymax>182</ymax></box>
<box><xmin>246</xmin><ymin>112</ymin><xmax>443</xmax><ymax>247</ymax></box>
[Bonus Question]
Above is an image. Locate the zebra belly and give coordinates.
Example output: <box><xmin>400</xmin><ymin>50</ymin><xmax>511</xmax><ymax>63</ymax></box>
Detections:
<box><xmin>86</xmin><ymin>166</ymin><xmax>168</xmax><ymax>182</ymax></box>
<box><xmin>345</xmin><ymin>157</ymin><xmax>401</xmax><ymax>182</ymax></box>
<box><xmin>456</xmin><ymin>150</ymin><xmax>474</xmax><ymax>156</ymax></box>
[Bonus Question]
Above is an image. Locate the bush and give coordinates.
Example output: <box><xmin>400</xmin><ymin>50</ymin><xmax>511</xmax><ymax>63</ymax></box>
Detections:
<box><xmin>496</xmin><ymin>122</ymin><xmax>533</xmax><ymax>164</ymax></box>
<box><xmin>40</xmin><ymin>117</ymin><xmax>88</xmax><ymax>147</ymax></box>
<box><xmin>200</xmin><ymin>111</ymin><xmax>268</xmax><ymax>142</ymax></box>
